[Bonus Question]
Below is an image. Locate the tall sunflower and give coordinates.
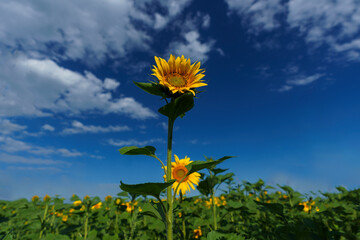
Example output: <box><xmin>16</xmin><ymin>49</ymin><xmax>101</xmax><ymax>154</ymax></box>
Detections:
<box><xmin>151</xmin><ymin>54</ymin><xmax>207</xmax><ymax>96</ymax></box>
<box><xmin>164</xmin><ymin>155</ymin><xmax>201</xmax><ymax>195</ymax></box>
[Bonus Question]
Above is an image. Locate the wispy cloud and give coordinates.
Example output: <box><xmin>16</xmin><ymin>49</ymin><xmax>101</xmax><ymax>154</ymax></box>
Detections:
<box><xmin>165</xmin><ymin>12</ymin><xmax>215</xmax><ymax>63</ymax></box>
<box><xmin>0</xmin><ymin>136</ymin><xmax>99</xmax><ymax>158</ymax></box>
<box><xmin>167</xmin><ymin>31</ymin><xmax>215</xmax><ymax>63</ymax></box>
<box><xmin>7</xmin><ymin>166</ymin><xmax>63</xmax><ymax>172</ymax></box>
<box><xmin>0</xmin><ymin>153</ymin><xmax>70</xmax><ymax>166</ymax></box>
<box><xmin>225</xmin><ymin>0</ymin><xmax>284</xmax><ymax>32</ymax></box>
<box><xmin>277</xmin><ymin>85</ymin><xmax>293</xmax><ymax>92</ymax></box>
<box><xmin>42</xmin><ymin>124</ymin><xmax>55</xmax><ymax>132</ymax></box>
<box><xmin>0</xmin><ymin>119</ymin><xmax>27</xmax><ymax>135</ymax></box>
<box><xmin>62</xmin><ymin>121</ymin><xmax>130</xmax><ymax>135</ymax></box>
<box><xmin>225</xmin><ymin>0</ymin><xmax>360</xmax><ymax>61</ymax></box>
<box><xmin>108</xmin><ymin>138</ymin><xmax>165</xmax><ymax>147</ymax></box>
<box><xmin>277</xmin><ymin>73</ymin><xmax>324</xmax><ymax>92</ymax></box>
<box><xmin>286</xmin><ymin>73</ymin><xmax>324</xmax><ymax>86</ymax></box>
<box><xmin>0</xmin><ymin>0</ymin><xmax>193</xmax><ymax>66</ymax></box>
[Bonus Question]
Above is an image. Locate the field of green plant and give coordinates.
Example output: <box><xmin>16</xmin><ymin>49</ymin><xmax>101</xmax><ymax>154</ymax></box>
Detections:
<box><xmin>1</xmin><ymin>179</ymin><xmax>359</xmax><ymax>240</ymax></box>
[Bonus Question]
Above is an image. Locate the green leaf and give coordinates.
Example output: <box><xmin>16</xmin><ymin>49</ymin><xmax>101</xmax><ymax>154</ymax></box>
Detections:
<box><xmin>141</xmin><ymin>202</ymin><xmax>162</xmax><ymax>221</ymax></box>
<box><xmin>207</xmin><ymin>232</ymin><xmax>244</xmax><ymax>240</ymax></box>
<box><xmin>119</xmin><ymin>146</ymin><xmax>156</xmax><ymax>156</ymax></box>
<box><xmin>117</xmin><ymin>191</ymin><xmax>129</xmax><ymax>197</ymax></box>
<box><xmin>277</xmin><ymin>184</ymin><xmax>295</xmax><ymax>194</ymax></box>
<box><xmin>254</xmin><ymin>201</ymin><xmax>284</xmax><ymax>217</ymax></box>
<box><xmin>197</xmin><ymin>176</ymin><xmax>218</xmax><ymax>196</ymax></box>
<box><xmin>216</xmin><ymin>173</ymin><xmax>234</xmax><ymax>184</ymax></box>
<box><xmin>226</xmin><ymin>201</ymin><xmax>249</xmax><ymax>212</ymax></box>
<box><xmin>120</xmin><ymin>180</ymin><xmax>175</xmax><ymax>199</ymax></box>
<box><xmin>141</xmin><ymin>201</ymin><xmax>167</xmax><ymax>229</ymax></box>
<box><xmin>134</xmin><ymin>82</ymin><xmax>166</xmax><ymax>97</ymax></box>
<box><xmin>212</xmin><ymin>168</ymin><xmax>228</xmax><ymax>175</ymax></box>
<box><xmin>186</xmin><ymin>156</ymin><xmax>234</xmax><ymax>176</ymax></box>
<box><xmin>336</xmin><ymin>186</ymin><xmax>348</xmax><ymax>194</ymax></box>
<box><xmin>158</xmin><ymin>92</ymin><xmax>194</xmax><ymax>120</ymax></box>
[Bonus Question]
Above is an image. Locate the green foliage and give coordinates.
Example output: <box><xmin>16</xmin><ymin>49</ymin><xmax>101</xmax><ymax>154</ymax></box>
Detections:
<box><xmin>158</xmin><ymin>92</ymin><xmax>194</xmax><ymax>121</ymax></box>
<box><xmin>118</xmin><ymin>146</ymin><xmax>156</xmax><ymax>157</ymax></box>
<box><xmin>119</xmin><ymin>181</ymin><xmax>175</xmax><ymax>199</ymax></box>
<box><xmin>133</xmin><ymin>81</ymin><xmax>166</xmax><ymax>97</ymax></box>
<box><xmin>186</xmin><ymin>156</ymin><xmax>234</xmax><ymax>176</ymax></box>
<box><xmin>1</xmin><ymin>181</ymin><xmax>360</xmax><ymax>240</ymax></box>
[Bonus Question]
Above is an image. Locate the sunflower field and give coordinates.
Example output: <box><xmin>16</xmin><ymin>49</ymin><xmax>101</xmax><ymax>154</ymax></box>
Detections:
<box><xmin>1</xmin><ymin>178</ymin><xmax>359</xmax><ymax>240</ymax></box>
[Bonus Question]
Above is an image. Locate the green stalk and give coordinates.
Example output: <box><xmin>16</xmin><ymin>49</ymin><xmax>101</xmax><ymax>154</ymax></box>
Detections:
<box><xmin>166</xmin><ymin>117</ymin><xmax>174</xmax><ymax>240</ymax></box>
<box><xmin>182</xmin><ymin>218</ymin><xmax>186</xmax><ymax>240</ymax></box>
<box><xmin>179</xmin><ymin>192</ymin><xmax>186</xmax><ymax>240</ymax></box>
<box><xmin>39</xmin><ymin>204</ymin><xmax>49</xmax><ymax>239</ymax></box>
<box><xmin>84</xmin><ymin>210</ymin><xmax>89</xmax><ymax>239</ymax></box>
<box><xmin>211</xmin><ymin>191</ymin><xmax>217</xmax><ymax>230</ymax></box>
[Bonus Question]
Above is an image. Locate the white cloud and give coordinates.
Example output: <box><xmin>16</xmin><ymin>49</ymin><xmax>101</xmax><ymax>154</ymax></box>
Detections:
<box><xmin>62</xmin><ymin>120</ymin><xmax>130</xmax><ymax>135</ymax></box>
<box><xmin>42</xmin><ymin>124</ymin><xmax>55</xmax><ymax>132</ymax></box>
<box><xmin>0</xmin><ymin>119</ymin><xmax>27</xmax><ymax>135</ymax></box>
<box><xmin>216</xmin><ymin>48</ymin><xmax>225</xmax><ymax>56</ymax></box>
<box><xmin>108</xmin><ymin>138</ymin><xmax>165</xmax><ymax>147</ymax></box>
<box><xmin>165</xmin><ymin>12</ymin><xmax>214</xmax><ymax>62</ymax></box>
<box><xmin>103</xmin><ymin>78</ymin><xmax>120</xmax><ymax>90</ymax></box>
<box><xmin>225</xmin><ymin>0</ymin><xmax>360</xmax><ymax>61</ymax></box>
<box><xmin>202</xmin><ymin>14</ymin><xmax>211</xmax><ymax>28</ymax></box>
<box><xmin>0</xmin><ymin>0</ymin><xmax>194</xmax><ymax>65</ymax></box>
<box><xmin>162</xmin><ymin>0</ymin><xmax>192</xmax><ymax>17</ymax></box>
<box><xmin>277</xmin><ymin>85</ymin><xmax>293</xmax><ymax>92</ymax></box>
<box><xmin>0</xmin><ymin>54</ymin><xmax>156</xmax><ymax>119</ymax></box>
<box><xmin>0</xmin><ymin>135</ymin><xmax>93</xmax><ymax>158</ymax></box>
<box><xmin>225</xmin><ymin>0</ymin><xmax>284</xmax><ymax>31</ymax></box>
<box><xmin>7</xmin><ymin>166</ymin><xmax>63</xmax><ymax>172</ymax></box>
<box><xmin>286</xmin><ymin>73</ymin><xmax>323</xmax><ymax>86</ymax></box>
<box><xmin>154</xmin><ymin>13</ymin><xmax>169</xmax><ymax>30</ymax></box>
<box><xmin>167</xmin><ymin>31</ymin><xmax>215</xmax><ymax>62</ymax></box>
<box><xmin>0</xmin><ymin>136</ymin><xmax>32</xmax><ymax>152</ymax></box>
<box><xmin>160</xmin><ymin>122</ymin><xmax>168</xmax><ymax>131</ymax></box>
<box><xmin>277</xmin><ymin>73</ymin><xmax>324</xmax><ymax>92</ymax></box>
<box><xmin>0</xmin><ymin>0</ymin><xmax>151</xmax><ymax>65</ymax></box>
<box><xmin>0</xmin><ymin>153</ymin><xmax>70</xmax><ymax>166</ymax></box>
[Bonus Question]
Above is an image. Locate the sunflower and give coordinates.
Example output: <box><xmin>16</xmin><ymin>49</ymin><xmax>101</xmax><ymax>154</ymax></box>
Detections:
<box><xmin>151</xmin><ymin>54</ymin><xmax>207</xmax><ymax>96</ymax></box>
<box><xmin>164</xmin><ymin>155</ymin><xmax>200</xmax><ymax>195</ymax></box>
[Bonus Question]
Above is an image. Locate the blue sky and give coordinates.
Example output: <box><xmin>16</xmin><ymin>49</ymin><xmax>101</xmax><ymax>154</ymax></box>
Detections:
<box><xmin>0</xmin><ymin>0</ymin><xmax>359</xmax><ymax>201</ymax></box>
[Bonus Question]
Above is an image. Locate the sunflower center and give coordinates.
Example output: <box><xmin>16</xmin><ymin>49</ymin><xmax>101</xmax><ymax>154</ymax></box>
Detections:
<box><xmin>173</xmin><ymin>165</ymin><xmax>189</xmax><ymax>182</ymax></box>
<box><xmin>168</xmin><ymin>74</ymin><xmax>186</xmax><ymax>87</ymax></box>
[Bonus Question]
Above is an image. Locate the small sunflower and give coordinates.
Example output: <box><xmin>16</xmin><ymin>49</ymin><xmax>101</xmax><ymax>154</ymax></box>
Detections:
<box><xmin>164</xmin><ymin>155</ymin><xmax>200</xmax><ymax>195</ymax></box>
<box><xmin>151</xmin><ymin>54</ymin><xmax>207</xmax><ymax>96</ymax></box>
<box><xmin>193</xmin><ymin>226</ymin><xmax>202</xmax><ymax>239</ymax></box>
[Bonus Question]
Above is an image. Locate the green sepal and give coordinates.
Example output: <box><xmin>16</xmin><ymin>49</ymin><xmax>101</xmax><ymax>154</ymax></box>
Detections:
<box><xmin>119</xmin><ymin>180</ymin><xmax>175</xmax><ymax>199</ymax></box>
<box><xmin>134</xmin><ymin>81</ymin><xmax>166</xmax><ymax>97</ymax></box>
<box><xmin>158</xmin><ymin>92</ymin><xmax>194</xmax><ymax>120</ymax></box>
<box><xmin>186</xmin><ymin>156</ymin><xmax>234</xmax><ymax>176</ymax></box>
<box><xmin>119</xmin><ymin>146</ymin><xmax>156</xmax><ymax>156</ymax></box>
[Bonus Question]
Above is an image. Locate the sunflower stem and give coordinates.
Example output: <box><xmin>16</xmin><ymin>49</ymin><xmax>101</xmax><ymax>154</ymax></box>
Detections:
<box><xmin>166</xmin><ymin>117</ymin><xmax>174</xmax><ymax>240</ymax></box>
<box><xmin>153</xmin><ymin>155</ymin><xmax>167</xmax><ymax>177</ymax></box>
<box><xmin>173</xmin><ymin>175</ymin><xmax>187</xmax><ymax>202</ymax></box>
<box><xmin>211</xmin><ymin>190</ymin><xmax>217</xmax><ymax>231</ymax></box>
